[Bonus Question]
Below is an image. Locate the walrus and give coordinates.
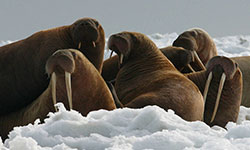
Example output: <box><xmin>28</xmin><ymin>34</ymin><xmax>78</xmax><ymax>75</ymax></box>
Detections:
<box><xmin>0</xmin><ymin>17</ymin><xmax>105</xmax><ymax>115</ymax></box>
<box><xmin>102</xmin><ymin>46</ymin><xmax>195</xmax><ymax>82</ymax></box>
<box><xmin>186</xmin><ymin>56</ymin><xmax>242</xmax><ymax>127</ymax></box>
<box><xmin>107</xmin><ymin>31</ymin><xmax>204</xmax><ymax>121</ymax></box>
<box><xmin>230</xmin><ymin>56</ymin><xmax>250</xmax><ymax>107</ymax></box>
<box><xmin>0</xmin><ymin>49</ymin><xmax>116</xmax><ymax>140</ymax></box>
<box><xmin>173</xmin><ymin>28</ymin><xmax>218</xmax><ymax>71</ymax></box>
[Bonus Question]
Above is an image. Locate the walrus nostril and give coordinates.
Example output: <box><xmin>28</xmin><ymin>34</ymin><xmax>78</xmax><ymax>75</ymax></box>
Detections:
<box><xmin>80</xmin><ymin>21</ymin><xmax>92</xmax><ymax>27</ymax></box>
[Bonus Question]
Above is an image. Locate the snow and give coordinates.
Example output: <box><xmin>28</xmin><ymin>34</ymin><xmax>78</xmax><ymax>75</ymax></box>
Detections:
<box><xmin>1</xmin><ymin>33</ymin><xmax>250</xmax><ymax>149</ymax></box>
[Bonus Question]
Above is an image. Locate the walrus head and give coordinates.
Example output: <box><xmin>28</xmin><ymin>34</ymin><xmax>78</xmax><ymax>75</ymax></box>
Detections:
<box><xmin>45</xmin><ymin>49</ymin><xmax>115</xmax><ymax>114</ymax></box>
<box><xmin>69</xmin><ymin>18</ymin><xmax>105</xmax><ymax>72</ymax></box>
<box><xmin>70</xmin><ymin>18</ymin><xmax>104</xmax><ymax>50</ymax></box>
<box><xmin>173</xmin><ymin>30</ymin><xmax>206</xmax><ymax>71</ymax></box>
<box><xmin>108</xmin><ymin>32</ymin><xmax>158</xmax><ymax>68</ymax></box>
<box><xmin>160</xmin><ymin>46</ymin><xmax>195</xmax><ymax>72</ymax></box>
<box><xmin>46</xmin><ymin>49</ymin><xmax>76</xmax><ymax>111</ymax></box>
<box><xmin>203</xmin><ymin>56</ymin><xmax>239</xmax><ymax>123</ymax></box>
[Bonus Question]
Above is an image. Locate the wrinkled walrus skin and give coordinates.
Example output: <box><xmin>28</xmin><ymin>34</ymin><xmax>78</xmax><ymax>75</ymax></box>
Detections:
<box><xmin>108</xmin><ymin>31</ymin><xmax>204</xmax><ymax>121</ymax></box>
<box><xmin>0</xmin><ymin>49</ymin><xmax>115</xmax><ymax>140</ymax></box>
<box><xmin>102</xmin><ymin>46</ymin><xmax>194</xmax><ymax>81</ymax></box>
<box><xmin>0</xmin><ymin>18</ymin><xmax>105</xmax><ymax>115</ymax></box>
<box><xmin>231</xmin><ymin>56</ymin><xmax>250</xmax><ymax>107</ymax></box>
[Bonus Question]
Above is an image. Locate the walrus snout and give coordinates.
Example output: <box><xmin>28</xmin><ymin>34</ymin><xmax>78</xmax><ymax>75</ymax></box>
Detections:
<box><xmin>108</xmin><ymin>33</ymin><xmax>131</xmax><ymax>68</ymax></box>
<box><xmin>108</xmin><ymin>34</ymin><xmax>130</xmax><ymax>56</ymax></box>
<box><xmin>173</xmin><ymin>37</ymin><xmax>206</xmax><ymax>70</ymax></box>
<box><xmin>173</xmin><ymin>37</ymin><xmax>197</xmax><ymax>52</ymax></box>
<box><xmin>46</xmin><ymin>50</ymin><xmax>75</xmax><ymax>76</ymax></box>
<box><xmin>206</xmin><ymin>56</ymin><xmax>237</xmax><ymax>80</ymax></box>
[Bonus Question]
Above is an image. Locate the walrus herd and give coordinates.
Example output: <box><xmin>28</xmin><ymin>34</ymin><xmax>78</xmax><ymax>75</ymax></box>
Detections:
<box><xmin>0</xmin><ymin>17</ymin><xmax>247</xmax><ymax>140</ymax></box>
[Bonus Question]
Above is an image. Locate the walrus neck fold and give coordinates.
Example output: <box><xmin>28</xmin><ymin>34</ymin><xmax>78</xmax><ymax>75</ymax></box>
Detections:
<box><xmin>57</xmin><ymin>26</ymin><xmax>75</xmax><ymax>48</ymax></box>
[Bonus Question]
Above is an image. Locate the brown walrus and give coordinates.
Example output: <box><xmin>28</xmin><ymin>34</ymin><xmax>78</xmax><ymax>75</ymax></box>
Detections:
<box><xmin>108</xmin><ymin>31</ymin><xmax>204</xmax><ymax>121</ymax></box>
<box><xmin>0</xmin><ymin>49</ymin><xmax>115</xmax><ymax>140</ymax></box>
<box><xmin>102</xmin><ymin>46</ymin><xmax>195</xmax><ymax>82</ymax></box>
<box><xmin>173</xmin><ymin>28</ymin><xmax>218</xmax><ymax>71</ymax></box>
<box><xmin>0</xmin><ymin>18</ymin><xmax>105</xmax><ymax>115</ymax></box>
<box><xmin>230</xmin><ymin>56</ymin><xmax>250</xmax><ymax>107</ymax></box>
<box><xmin>186</xmin><ymin>56</ymin><xmax>242</xmax><ymax>127</ymax></box>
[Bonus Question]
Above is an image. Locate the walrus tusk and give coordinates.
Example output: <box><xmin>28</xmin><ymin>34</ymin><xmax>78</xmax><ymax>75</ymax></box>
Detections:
<box><xmin>78</xmin><ymin>42</ymin><xmax>82</xmax><ymax>49</ymax></box>
<box><xmin>119</xmin><ymin>54</ymin><xmax>124</xmax><ymax>65</ymax></box>
<box><xmin>187</xmin><ymin>64</ymin><xmax>195</xmax><ymax>73</ymax></box>
<box><xmin>51</xmin><ymin>72</ymin><xmax>58</xmax><ymax>112</ymax></box>
<box><xmin>109</xmin><ymin>50</ymin><xmax>114</xmax><ymax>58</ymax></box>
<box><xmin>92</xmin><ymin>41</ymin><xmax>96</xmax><ymax>48</ymax></box>
<box><xmin>210</xmin><ymin>73</ymin><xmax>226</xmax><ymax>123</ymax></box>
<box><xmin>193</xmin><ymin>51</ymin><xmax>206</xmax><ymax>70</ymax></box>
<box><xmin>65</xmin><ymin>72</ymin><xmax>73</xmax><ymax>110</ymax></box>
<box><xmin>203</xmin><ymin>72</ymin><xmax>213</xmax><ymax>105</ymax></box>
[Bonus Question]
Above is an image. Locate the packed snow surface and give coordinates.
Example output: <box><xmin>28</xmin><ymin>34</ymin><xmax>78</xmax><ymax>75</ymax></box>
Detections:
<box><xmin>1</xmin><ymin>33</ymin><xmax>250</xmax><ymax>150</ymax></box>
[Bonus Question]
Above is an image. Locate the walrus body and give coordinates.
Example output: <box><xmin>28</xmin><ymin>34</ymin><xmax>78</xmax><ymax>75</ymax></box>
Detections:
<box><xmin>0</xmin><ymin>18</ymin><xmax>105</xmax><ymax>115</ymax></box>
<box><xmin>231</xmin><ymin>56</ymin><xmax>250</xmax><ymax>107</ymax></box>
<box><xmin>0</xmin><ymin>49</ymin><xmax>115</xmax><ymax>140</ymax></box>
<box><xmin>102</xmin><ymin>46</ymin><xmax>195</xmax><ymax>82</ymax></box>
<box><xmin>108</xmin><ymin>32</ymin><xmax>204</xmax><ymax>121</ymax></box>
<box><xmin>173</xmin><ymin>28</ymin><xmax>217</xmax><ymax>71</ymax></box>
<box><xmin>186</xmin><ymin>56</ymin><xmax>242</xmax><ymax>127</ymax></box>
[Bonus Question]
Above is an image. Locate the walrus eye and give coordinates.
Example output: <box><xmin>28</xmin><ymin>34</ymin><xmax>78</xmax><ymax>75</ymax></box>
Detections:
<box><xmin>130</xmin><ymin>34</ymin><xmax>137</xmax><ymax>42</ymax></box>
<box><xmin>72</xmin><ymin>52</ymin><xmax>77</xmax><ymax>59</ymax></box>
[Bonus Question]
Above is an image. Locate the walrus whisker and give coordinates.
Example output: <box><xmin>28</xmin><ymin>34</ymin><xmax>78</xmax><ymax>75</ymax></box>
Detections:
<box><xmin>92</xmin><ymin>41</ymin><xmax>96</xmax><ymax>48</ymax></box>
<box><xmin>187</xmin><ymin>64</ymin><xmax>195</xmax><ymax>72</ymax></box>
<box><xmin>51</xmin><ymin>72</ymin><xmax>58</xmax><ymax>112</ymax></box>
<box><xmin>109</xmin><ymin>50</ymin><xmax>114</xmax><ymax>59</ymax></box>
<box><xmin>203</xmin><ymin>72</ymin><xmax>213</xmax><ymax>105</ymax></box>
<box><xmin>65</xmin><ymin>72</ymin><xmax>73</xmax><ymax>110</ymax></box>
<box><xmin>210</xmin><ymin>73</ymin><xmax>226</xmax><ymax>123</ymax></box>
<box><xmin>78</xmin><ymin>42</ymin><xmax>82</xmax><ymax>49</ymax></box>
<box><xmin>194</xmin><ymin>51</ymin><xmax>206</xmax><ymax>70</ymax></box>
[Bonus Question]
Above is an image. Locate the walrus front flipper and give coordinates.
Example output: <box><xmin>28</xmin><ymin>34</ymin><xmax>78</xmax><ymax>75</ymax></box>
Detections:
<box><xmin>186</xmin><ymin>56</ymin><xmax>242</xmax><ymax>127</ymax></box>
<box><xmin>106</xmin><ymin>80</ymin><xmax>123</xmax><ymax>108</ymax></box>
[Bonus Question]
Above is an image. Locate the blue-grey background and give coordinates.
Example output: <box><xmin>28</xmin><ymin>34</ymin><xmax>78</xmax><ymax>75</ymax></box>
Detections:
<box><xmin>0</xmin><ymin>0</ymin><xmax>250</xmax><ymax>41</ymax></box>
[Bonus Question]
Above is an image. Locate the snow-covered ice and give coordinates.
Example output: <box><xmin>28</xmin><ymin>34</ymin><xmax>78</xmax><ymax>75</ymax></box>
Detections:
<box><xmin>1</xmin><ymin>33</ymin><xmax>250</xmax><ymax>150</ymax></box>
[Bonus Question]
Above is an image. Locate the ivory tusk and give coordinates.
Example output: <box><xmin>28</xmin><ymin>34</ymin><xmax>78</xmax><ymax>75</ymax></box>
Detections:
<box><xmin>203</xmin><ymin>72</ymin><xmax>213</xmax><ymax>105</ymax></box>
<box><xmin>92</xmin><ymin>41</ymin><xmax>96</xmax><ymax>47</ymax></box>
<box><xmin>109</xmin><ymin>50</ymin><xmax>114</xmax><ymax>59</ymax></box>
<box><xmin>78</xmin><ymin>42</ymin><xmax>82</xmax><ymax>49</ymax></box>
<box><xmin>119</xmin><ymin>54</ymin><xmax>124</xmax><ymax>65</ymax></box>
<box><xmin>187</xmin><ymin>64</ymin><xmax>195</xmax><ymax>73</ymax></box>
<box><xmin>51</xmin><ymin>72</ymin><xmax>58</xmax><ymax>112</ymax></box>
<box><xmin>193</xmin><ymin>51</ymin><xmax>206</xmax><ymax>70</ymax></box>
<box><xmin>210</xmin><ymin>73</ymin><xmax>226</xmax><ymax>123</ymax></box>
<box><xmin>65</xmin><ymin>72</ymin><xmax>73</xmax><ymax>110</ymax></box>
